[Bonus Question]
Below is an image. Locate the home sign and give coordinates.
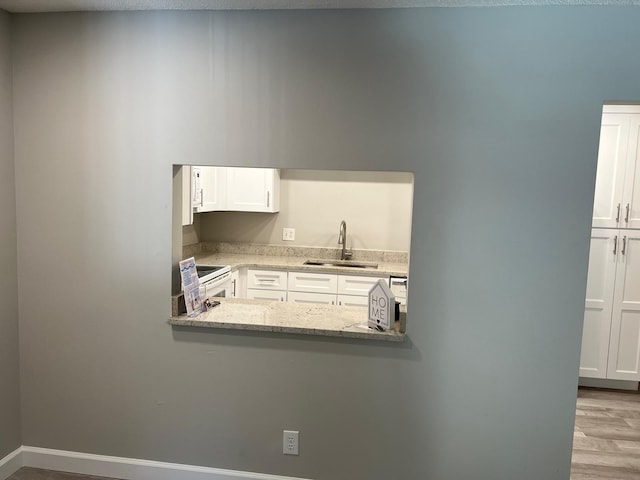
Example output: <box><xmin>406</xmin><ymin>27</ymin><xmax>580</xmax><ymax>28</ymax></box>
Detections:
<box><xmin>368</xmin><ymin>279</ymin><xmax>395</xmax><ymax>331</ymax></box>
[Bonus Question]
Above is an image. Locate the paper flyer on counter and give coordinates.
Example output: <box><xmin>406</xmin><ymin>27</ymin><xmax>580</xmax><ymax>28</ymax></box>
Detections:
<box><xmin>179</xmin><ymin>257</ymin><xmax>202</xmax><ymax>316</ymax></box>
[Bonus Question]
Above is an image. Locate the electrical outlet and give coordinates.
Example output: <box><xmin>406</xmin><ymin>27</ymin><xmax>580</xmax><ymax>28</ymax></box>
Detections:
<box><xmin>283</xmin><ymin>430</ymin><xmax>299</xmax><ymax>455</ymax></box>
<box><xmin>282</xmin><ymin>228</ymin><xmax>295</xmax><ymax>242</ymax></box>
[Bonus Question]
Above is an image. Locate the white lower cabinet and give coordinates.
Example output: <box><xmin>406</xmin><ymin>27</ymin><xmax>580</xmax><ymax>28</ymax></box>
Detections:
<box><xmin>337</xmin><ymin>294</ymin><xmax>369</xmax><ymax>307</ymax></box>
<box><xmin>287</xmin><ymin>291</ymin><xmax>336</xmax><ymax>305</ymax></box>
<box><xmin>246</xmin><ymin>288</ymin><xmax>286</xmax><ymax>302</ymax></box>
<box><xmin>239</xmin><ymin>268</ymin><xmax>396</xmax><ymax>308</ymax></box>
<box><xmin>287</xmin><ymin>271</ymin><xmax>338</xmax><ymax>294</ymax></box>
<box><xmin>245</xmin><ymin>269</ymin><xmax>287</xmax><ymax>302</ymax></box>
<box><xmin>580</xmin><ymin>228</ymin><xmax>640</xmax><ymax>380</ymax></box>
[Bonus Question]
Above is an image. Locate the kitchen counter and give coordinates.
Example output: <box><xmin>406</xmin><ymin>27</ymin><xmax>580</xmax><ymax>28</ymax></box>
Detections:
<box><xmin>169</xmin><ymin>298</ymin><xmax>406</xmax><ymax>342</ymax></box>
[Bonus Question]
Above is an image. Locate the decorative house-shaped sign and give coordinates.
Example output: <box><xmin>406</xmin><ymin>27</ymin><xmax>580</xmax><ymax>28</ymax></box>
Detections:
<box><xmin>368</xmin><ymin>279</ymin><xmax>395</xmax><ymax>331</ymax></box>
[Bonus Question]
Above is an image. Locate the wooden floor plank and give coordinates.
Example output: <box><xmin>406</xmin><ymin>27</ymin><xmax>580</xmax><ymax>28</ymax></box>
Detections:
<box><xmin>572</xmin><ymin>388</ymin><xmax>640</xmax><ymax>479</ymax></box>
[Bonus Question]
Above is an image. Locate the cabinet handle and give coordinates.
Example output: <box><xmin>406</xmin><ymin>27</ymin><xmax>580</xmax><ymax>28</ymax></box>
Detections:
<box><xmin>232</xmin><ymin>279</ymin><xmax>236</xmax><ymax>297</ymax></box>
<box><xmin>280</xmin><ymin>297</ymin><xmax>284</xmax><ymax>302</ymax></box>
<box><xmin>200</xmin><ymin>188</ymin><xmax>204</xmax><ymax>207</ymax></box>
<box><xmin>614</xmin><ymin>235</ymin><xmax>618</xmax><ymax>255</ymax></box>
<box><xmin>616</xmin><ymin>203</ymin><xmax>621</xmax><ymax>222</ymax></box>
<box><xmin>622</xmin><ymin>236</ymin><xmax>627</xmax><ymax>255</ymax></box>
<box><xmin>626</xmin><ymin>203</ymin><xmax>630</xmax><ymax>223</ymax></box>
<box><xmin>267</xmin><ymin>191</ymin><xmax>270</xmax><ymax>208</ymax></box>
<box><xmin>338</xmin><ymin>301</ymin><xmax>342</xmax><ymax>306</ymax></box>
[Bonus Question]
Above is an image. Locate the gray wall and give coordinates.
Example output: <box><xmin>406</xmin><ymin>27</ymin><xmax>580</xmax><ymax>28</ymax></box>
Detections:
<box><xmin>0</xmin><ymin>8</ymin><xmax>21</xmax><ymax>459</ymax></box>
<box><xmin>11</xmin><ymin>7</ymin><xmax>630</xmax><ymax>479</ymax></box>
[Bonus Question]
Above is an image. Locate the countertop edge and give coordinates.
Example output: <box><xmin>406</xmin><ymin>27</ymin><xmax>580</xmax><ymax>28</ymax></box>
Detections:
<box><xmin>168</xmin><ymin>317</ymin><xmax>406</xmax><ymax>342</ymax></box>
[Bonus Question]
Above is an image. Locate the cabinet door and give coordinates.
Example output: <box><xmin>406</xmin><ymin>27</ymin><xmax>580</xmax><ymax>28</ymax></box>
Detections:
<box><xmin>337</xmin><ymin>294</ymin><xmax>368</xmax><ymax>307</ymax></box>
<box><xmin>180</xmin><ymin>166</ymin><xmax>193</xmax><ymax>226</ymax></box>
<box><xmin>338</xmin><ymin>275</ymin><xmax>387</xmax><ymax>296</ymax></box>
<box><xmin>622</xmin><ymin>115</ymin><xmax>640</xmax><ymax>229</ymax></box>
<box><xmin>288</xmin><ymin>271</ymin><xmax>338</xmax><ymax>294</ymax></box>
<box><xmin>246</xmin><ymin>288</ymin><xmax>285</xmax><ymax>302</ymax></box>
<box><xmin>607</xmin><ymin>231</ymin><xmax>640</xmax><ymax>380</ymax></box>
<box><xmin>225</xmin><ymin>167</ymin><xmax>280</xmax><ymax>213</ymax></box>
<box><xmin>592</xmin><ymin>113</ymin><xmax>630</xmax><ymax>229</ymax></box>
<box><xmin>247</xmin><ymin>269</ymin><xmax>288</xmax><ymax>291</ymax></box>
<box><xmin>579</xmin><ymin>229</ymin><xmax>617</xmax><ymax>379</ymax></box>
<box><xmin>287</xmin><ymin>291</ymin><xmax>336</xmax><ymax>305</ymax></box>
<box><xmin>195</xmin><ymin>167</ymin><xmax>225</xmax><ymax>212</ymax></box>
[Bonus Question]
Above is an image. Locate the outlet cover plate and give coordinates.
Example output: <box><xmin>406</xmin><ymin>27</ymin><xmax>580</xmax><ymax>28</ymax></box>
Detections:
<box><xmin>283</xmin><ymin>228</ymin><xmax>295</xmax><ymax>241</ymax></box>
<box><xmin>283</xmin><ymin>430</ymin><xmax>299</xmax><ymax>455</ymax></box>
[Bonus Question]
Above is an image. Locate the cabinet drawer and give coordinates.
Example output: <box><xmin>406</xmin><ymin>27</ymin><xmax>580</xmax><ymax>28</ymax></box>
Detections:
<box><xmin>288</xmin><ymin>271</ymin><xmax>338</xmax><ymax>294</ymax></box>
<box><xmin>337</xmin><ymin>294</ymin><xmax>369</xmax><ymax>307</ymax></box>
<box><xmin>287</xmin><ymin>291</ymin><xmax>336</xmax><ymax>305</ymax></box>
<box><xmin>246</xmin><ymin>288</ymin><xmax>285</xmax><ymax>302</ymax></box>
<box><xmin>247</xmin><ymin>269</ymin><xmax>288</xmax><ymax>290</ymax></box>
<box><xmin>338</xmin><ymin>275</ymin><xmax>388</xmax><ymax>296</ymax></box>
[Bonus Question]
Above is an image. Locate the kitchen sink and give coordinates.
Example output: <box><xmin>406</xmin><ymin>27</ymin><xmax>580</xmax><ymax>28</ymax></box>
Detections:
<box><xmin>303</xmin><ymin>259</ymin><xmax>379</xmax><ymax>269</ymax></box>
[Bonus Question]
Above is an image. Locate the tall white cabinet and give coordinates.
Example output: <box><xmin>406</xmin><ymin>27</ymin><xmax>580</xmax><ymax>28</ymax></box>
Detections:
<box><xmin>580</xmin><ymin>105</ymin><xmax>640</xmax><ymax>381</ymax></box>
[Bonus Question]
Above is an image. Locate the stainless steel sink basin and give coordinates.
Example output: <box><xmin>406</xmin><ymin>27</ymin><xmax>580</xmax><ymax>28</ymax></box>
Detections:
<box><xmin>303</xmin><ymin>259</ymin><xmax>378</xmax><ymax>269</ymax></box>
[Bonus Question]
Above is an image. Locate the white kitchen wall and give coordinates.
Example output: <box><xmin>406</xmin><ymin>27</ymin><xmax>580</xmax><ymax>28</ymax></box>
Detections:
<box><xmin>197</xmin><ymin>169</ymin><xmax>414</xmax><ymax>251</ymax></box>
<box><xmin>0</xmin><ymin>8</ymin><xmax>21</xmax><ymax>459</ymax></box>
<box><xmin>10</xmin><ymin>7</ymin><xmax>616</xmax><ymax>480</ymax></box>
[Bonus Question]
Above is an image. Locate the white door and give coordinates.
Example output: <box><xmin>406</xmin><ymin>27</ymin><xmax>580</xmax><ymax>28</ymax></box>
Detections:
<box><xmin>580</xmin><ymin>229</ymin><xmax>618</xmax><ymax>378</ymax></box>
<box><xmin>607</xmin><ymin>231</ymin><xmax>640</xmax><ymax>380</ymax></box>
<box><xmin>287</xmin><ymin>291</ymin><xmax>336</xmax><ymax>305</ymax></box>
<box><xmin>194</xmin><ymin>167</ymin><xmax>225</xmax><ymax>212</ymax></box>
<box><xmin>592</xmin><ymin>113</ymin><xmax>630</xmax><ymax>229</ymax></box>
<box><xmin>622</xmin><ymin>115</ymin><xmax>640</xmax><ymax>229</ymax></box>
<box><xmin>225</xmin><ymin>167</ymin><xmax>279</xmax><ymax>213</ymax></box>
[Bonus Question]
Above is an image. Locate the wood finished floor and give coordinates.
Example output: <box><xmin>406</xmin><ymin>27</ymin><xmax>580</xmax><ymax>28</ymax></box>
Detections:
<box><xmin>571</xmin><ymin>387</ymin><xmax>640</xmax><ymax>480</ymax></box>
<box><xmin>6</xmin><ymin>389</ymin><xmax>640</xmax><ymax>480</ymax></box>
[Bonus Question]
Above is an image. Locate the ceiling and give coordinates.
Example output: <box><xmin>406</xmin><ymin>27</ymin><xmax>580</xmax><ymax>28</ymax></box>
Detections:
<box><xmin>0</xmin><ymin>0</ymin><xmax>638</xmax><ymax>13</ymax></box>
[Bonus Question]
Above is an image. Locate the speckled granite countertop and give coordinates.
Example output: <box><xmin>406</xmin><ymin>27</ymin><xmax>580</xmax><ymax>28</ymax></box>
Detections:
<box><xmin>169</xmin><ymin>298</ymin><xmax>406</xmax><ymax>342</ymax></box>
<box><xmin>189</xmin><ymin>243</ymin><xmax>409</xmax><ymax>277</ymax></box>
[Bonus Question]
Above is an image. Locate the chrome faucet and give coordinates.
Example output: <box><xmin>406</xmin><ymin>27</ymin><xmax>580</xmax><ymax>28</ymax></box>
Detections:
<box><xmin>338</xmin><ymin>220</ymin><xmax>353</xmax><ymax>261</ymax></box>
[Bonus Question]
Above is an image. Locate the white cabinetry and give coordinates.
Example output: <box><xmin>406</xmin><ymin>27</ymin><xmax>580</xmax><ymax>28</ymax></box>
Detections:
<box><xmin>287</xmin><ymin>271</ymin><xmax>337</xmax><ymax>305</ymax></box>
<box><xmin>579</xmin><ymin>230</ymin><xmax>617</xmax><ymax>378</ymax></box>
<box><xmin>193</xmin><ymin>166</ymin><xmax>280</xmax><ymax>214</ymax></box>
<box><xmin>288</xmin><ymin>291</ymin><xmax>336</xmax><ymax>305</ymax></box>
<box><xmin>607</xmin><ymin>231</ymin><xmax>640</xmax><ymax>380</ymax></box>
<box><xmin>592</xmin><ymin>107</ymin><xmax>640</xmax><ymax>229</ymax></box>
<box><xmin>246</xmin><ymin>269</ymin><xmax>287</xmax><ymax>302</ymax></box>
<box><xmin>226</xmin><ymin>167</ymin><xmax>280</xmax><ymax>213</ymax></box>
<box><xmin>580</xmin><ymin>229</ymin><xmax>640</xmax><ymax>380</ymax></box>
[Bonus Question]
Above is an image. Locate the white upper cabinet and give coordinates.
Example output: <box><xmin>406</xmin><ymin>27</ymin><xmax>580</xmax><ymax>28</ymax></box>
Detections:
<box><xmin>593</xmin><ymin>107</ymin><xmax>640</xmax><ymax>229</ymax></box>
<box><xmin>592</xmin><ymin>113</ymin><xmax>630</xmax><ymax>228</ymax></box>
<box><xmin>226</xmin><ymin>167</ymin><xmax>280</xmax><ymax>213</ymax></box>
<box><xmin>623</xmin><ymin>115</ymin><xmax>640</xmax><ymax>229</ymax></box>
<box><xmin>192</xmin><ymin>166</ymin><xmax>280</xmax><ymax>214</ymax></box>
<box><xmin>194</xmin><ymin>166</ymin><xmax>225</xmax><ymax>213</ymax></box>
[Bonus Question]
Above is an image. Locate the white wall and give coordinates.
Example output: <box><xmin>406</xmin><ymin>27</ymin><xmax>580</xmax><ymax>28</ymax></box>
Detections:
<box><xmin>0</xmin><ymin>8</ymin><xmax>21</xmax><ymax>459</ymax></box>
<box><xmin>11</xmin><ymin>7</ymin><xmax>616</xmax><ymax>479</ymax></box>
<box><xmin>198</xmin><ymin>169</ymin><xmax>414</xmax><ymax>251</ymax></box>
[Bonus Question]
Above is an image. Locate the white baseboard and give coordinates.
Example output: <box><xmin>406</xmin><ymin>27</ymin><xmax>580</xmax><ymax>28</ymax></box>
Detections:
<box><xmin>4</xmin><ymin>446</ymin><xmax>310</xmax><ymax>480</ymax></box>
<box><xmin>578</xmin><ymin>377</ymin><xmax>639</xmax><ymax>391</ymax></box>
<box><xmin>0</xmin><ymin>447</ymin><xmax>23</xmax><ymax>480</ymax></box>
